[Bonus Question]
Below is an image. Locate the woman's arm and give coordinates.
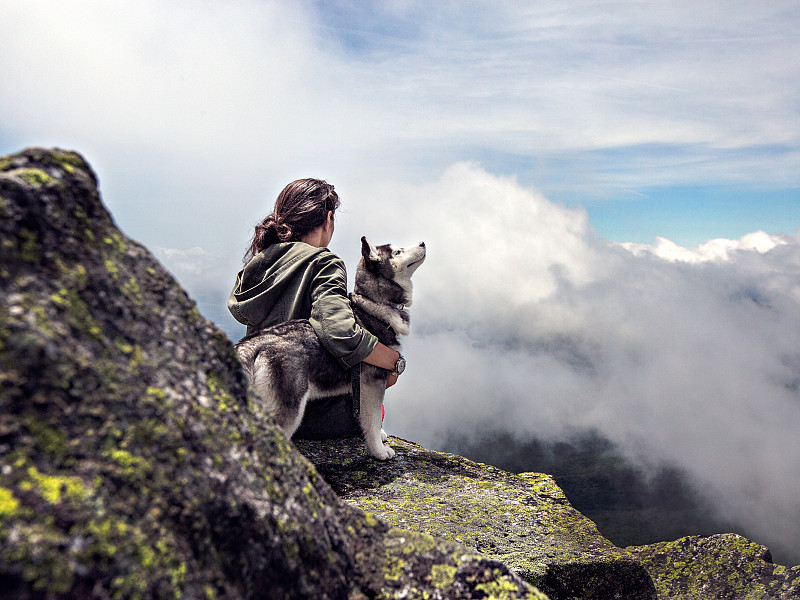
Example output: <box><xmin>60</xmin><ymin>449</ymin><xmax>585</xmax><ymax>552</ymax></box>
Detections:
<box><xmin>363</xmin><ymin>342</ymin><xmax>402</xmax><ymax>389</ymax></box>
<box><xmin>363</xmin><ymin>342</ymin><xmax>400</xmax><ymax>370</ymax></box>
<box><xmin>308</xmin><ymin>253</ymin><xmax>403</xmax><ymax>388</ymax></box>
<box><xmin>308</xmin><ymin>254</ymin><xmax>380</xmax><ymax>367</ymax></box>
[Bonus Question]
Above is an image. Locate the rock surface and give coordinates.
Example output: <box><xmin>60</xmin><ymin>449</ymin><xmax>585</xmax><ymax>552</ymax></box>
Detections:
<box><xmin>296</xmin><ymin>436</ymin><xmax>657</xmax><ymax>600</ymax></box>
<box><xmin>0</xmin><ymin>148</ymin><xmax>543</xmax><ymax>599</ymax></box>
<box><xmin>627</xmin><ymin>534</ymin><xmax>800</xmax><ymax>599</ymax></box>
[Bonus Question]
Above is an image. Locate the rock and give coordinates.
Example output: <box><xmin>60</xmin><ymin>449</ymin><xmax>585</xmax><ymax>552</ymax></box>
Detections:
<box><xmin>0</xmin><ymin>148</ymin><xmax>542</xmax><ymax>599</ymax></box>
<box><xmin>627</xmin><ymin>533</ymin><xmax>800</xmax><ymax>599</ymax></box>
<box><xmin>296</xmin><ymin>436</ymin><xmax>657</xmax><ymax>600</ymax></box>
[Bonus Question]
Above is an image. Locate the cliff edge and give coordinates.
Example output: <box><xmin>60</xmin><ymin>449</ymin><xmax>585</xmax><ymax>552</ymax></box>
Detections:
<box><xmin>296</xmin><ymin>436</ymin><xmax>656</xmax><ymax>599</ymax></box>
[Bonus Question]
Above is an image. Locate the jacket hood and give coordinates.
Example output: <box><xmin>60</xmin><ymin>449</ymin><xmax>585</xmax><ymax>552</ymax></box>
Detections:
<box><xmin>228</xmin><ymin>243</ymin><xmax>328</xmax><ymax>327</ymax></box>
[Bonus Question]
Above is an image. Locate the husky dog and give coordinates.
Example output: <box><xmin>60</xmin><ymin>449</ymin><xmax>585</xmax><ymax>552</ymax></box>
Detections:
<box><xmin>235</xmin><ymin>237</ymin><xmax>426</xmax><ymax>460</ymax></box>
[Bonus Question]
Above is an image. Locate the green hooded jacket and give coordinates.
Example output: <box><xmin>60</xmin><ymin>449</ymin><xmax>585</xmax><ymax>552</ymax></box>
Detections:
<box><xmin>227</xmin><ymin>242</ymin><xmax>378</xmax><ymax>369</ymax></box>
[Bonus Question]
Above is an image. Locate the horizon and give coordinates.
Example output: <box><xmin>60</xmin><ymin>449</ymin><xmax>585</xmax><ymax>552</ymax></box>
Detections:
<box><xmin>2</xmin><ymin>1</ymin><xmax>799</xmax><ymax>566</ymax></box>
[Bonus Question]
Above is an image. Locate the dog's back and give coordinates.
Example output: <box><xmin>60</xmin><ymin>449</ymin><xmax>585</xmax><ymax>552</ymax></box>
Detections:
<box><xmin>235</xmin><ymin>320</ymin><xmax>350</xmax><ymax>433</ymax></box>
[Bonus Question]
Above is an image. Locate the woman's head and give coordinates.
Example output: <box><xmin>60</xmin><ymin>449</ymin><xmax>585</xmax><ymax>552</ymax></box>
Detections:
<box><xmin>245</xmin><ymin>178</ymin><xmax>340</xmax><ymax>261</ymax></box>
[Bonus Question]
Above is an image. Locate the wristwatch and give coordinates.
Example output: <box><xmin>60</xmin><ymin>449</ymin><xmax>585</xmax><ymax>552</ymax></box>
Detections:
<box><xmin>391</xmin><ymin>354</ymin><xmax>406</xmax><ymax>376</ymax></box>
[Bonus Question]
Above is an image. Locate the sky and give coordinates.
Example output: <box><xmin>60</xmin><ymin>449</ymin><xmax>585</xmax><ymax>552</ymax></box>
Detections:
<box><xmin>2</xmin><ymin>1</ymin><xmax>799</xmax><ymax>563</ymax></box>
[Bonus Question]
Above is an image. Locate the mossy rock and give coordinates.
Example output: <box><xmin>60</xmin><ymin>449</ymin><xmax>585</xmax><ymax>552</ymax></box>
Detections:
<box><xmin>296</xmin><ymin>436</ymin><xmax>657</xmax><ymax>600</ymax></box>
<box><xmin>0</xmin><ymin>147</ymin><xmax>542</xmax><ymax>599</ymax></box>
<box><xmin>627</xmin><ymin>533</ymin><xmax>800</xmax><ymax>599</ymax></box>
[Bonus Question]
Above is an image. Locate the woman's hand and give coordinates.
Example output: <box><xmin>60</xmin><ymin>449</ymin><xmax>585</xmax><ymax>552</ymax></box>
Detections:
<box><xmin>385</xmin><ymin>373</ymin><xmax>399</xmax><ymax>389</ymax></box>
<box><xmin>364</xmin><ymin>343</ymin><xmax>402</xmax><ymax>389</ymax></box>
<box><xmin>364</xmin><ymin>343</ymin><xmax>403</xmax><ymax>371</ymax></box>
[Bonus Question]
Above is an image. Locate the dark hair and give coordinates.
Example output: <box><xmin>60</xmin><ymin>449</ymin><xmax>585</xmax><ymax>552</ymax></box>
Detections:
<box><xmin>244</xmin><ymin>178</ymin><xmax>340</xmax><ymax>262</ymax></box>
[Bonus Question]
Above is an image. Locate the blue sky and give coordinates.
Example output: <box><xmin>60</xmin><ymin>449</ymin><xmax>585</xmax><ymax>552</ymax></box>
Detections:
<box><xmin>3</xmin><ymin>1</ymin><xmax>800</xmax><ymax>563</ymax></box>
<box><xmin>307</xmin><ymin>1</ymin><xmax>800</xmax><ymax>245</ymax></box>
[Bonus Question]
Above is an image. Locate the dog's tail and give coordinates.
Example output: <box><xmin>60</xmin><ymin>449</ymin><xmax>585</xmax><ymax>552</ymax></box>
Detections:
<box><xmin>233</xmin><ymin>340</ymin><xmax>256</xmax><ymax>382</ymax></box>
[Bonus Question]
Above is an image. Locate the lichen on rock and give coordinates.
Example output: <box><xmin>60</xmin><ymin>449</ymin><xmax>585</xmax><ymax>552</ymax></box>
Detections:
<box><xmin>296</xmin><ymin>436</ymin><xmax>657</xmax><ymax>600</ymax></box>
<box><xmin>627</xmin><ymin>533</ymin><xmax>800</xmax><ymax>599</ymax></box>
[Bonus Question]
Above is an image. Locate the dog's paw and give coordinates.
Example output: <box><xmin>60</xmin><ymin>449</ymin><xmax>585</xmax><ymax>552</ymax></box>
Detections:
<box><xmin>370</xmin><ymin>443</ymin><xmax>396</xmax><ymax>460</ymax></box>
<box><xmin>380</xmin><ymin>428</ymin><xmax>389</xmax><ymax>443</ymax></box>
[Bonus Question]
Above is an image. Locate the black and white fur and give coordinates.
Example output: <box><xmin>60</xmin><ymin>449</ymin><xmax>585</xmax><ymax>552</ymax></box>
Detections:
<box><xmin>235</xmin><ymin>237</ymin><xmax>426</xmax><ymax>460</ymax></box>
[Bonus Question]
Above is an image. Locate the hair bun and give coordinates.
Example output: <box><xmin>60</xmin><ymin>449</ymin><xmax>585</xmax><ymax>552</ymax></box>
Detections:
<box><xmin>276</xmin><ymin>222</ymin><xmax>293</xmax><ymax>242</ymax></box>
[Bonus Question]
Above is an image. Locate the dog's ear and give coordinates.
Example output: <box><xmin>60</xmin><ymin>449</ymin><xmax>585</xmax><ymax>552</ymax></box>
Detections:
<box><xmin>361</xmin><ymin>236</ymin><xmax>379</xmax><ymax>262</ymax></box>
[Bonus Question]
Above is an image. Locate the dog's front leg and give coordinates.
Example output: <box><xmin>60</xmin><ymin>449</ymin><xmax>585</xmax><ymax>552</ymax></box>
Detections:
<box><xmin>358</xmin><ymin>371</ymin><xmax>395</xmax><ymax>460</ymax></box>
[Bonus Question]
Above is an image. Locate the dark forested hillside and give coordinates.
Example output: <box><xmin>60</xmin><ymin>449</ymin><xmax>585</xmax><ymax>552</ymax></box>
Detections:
<box><xmin>441</xmin><ymin>429</ymin><xmax>798</xmax><ymax>567</ymax></box>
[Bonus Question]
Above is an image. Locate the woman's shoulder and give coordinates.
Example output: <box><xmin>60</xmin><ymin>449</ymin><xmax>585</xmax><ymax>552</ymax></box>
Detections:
<box><xmin>251</xmin><ymin>241</ymin><xmax>331</xmax><ymax>264</ymax></box>
<box><xmin>270</xmin><ymin>243</ymin><xmax>346</xmax><ymax>277</ymax></box>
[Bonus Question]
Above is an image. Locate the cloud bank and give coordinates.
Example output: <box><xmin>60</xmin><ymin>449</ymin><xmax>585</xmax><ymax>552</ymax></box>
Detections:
<box><xmin>377</xmin><ymin>164</ymin><xmax>800</xmax><ymax>560</ymax></box>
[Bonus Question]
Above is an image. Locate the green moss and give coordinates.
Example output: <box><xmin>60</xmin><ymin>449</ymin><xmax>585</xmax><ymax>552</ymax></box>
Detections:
<box><xmin>430</xmin><ymin>563</ymin><xmax>457</xmax><ymax>587</ymax></box>
<box><xmin>29</xmin><ymin>304</ymin><xmax>54</xmax><ymax>335</ymax></box>
<box><xmin>21</xmin><ymin>466</ymin><xmax>90</xmax><ymax>505</ymax></box>
<box><xmin>170</xmin><ymin>560</ymin><xmax>187</xmax><ymax>589</ymax></box>
<box><xmin>18</xmin><ymin>228</ymin><xmax>40</xmax><ymax>262</ymax></box>
<box><xmin>50</xmin><ymin>287</ymin><xmax>103</xmax><ymax>341</ymax></box>
<box><xmin>113</xmin><ymin>337</ymin><xmax>139</xmax><ymax>360</ymax></box>
<box><xmin>78</xmin><ymin>516</ymin><xmax>191</xmax><ymax>598</ymax></box>
<box><xmin>103</xmin><ymin>232</ymin><xmax>127</xmax><ymax>254</ymax></box>
<box><xmin>0</xmin><ymin>487</ymin><xmax>21</xmax><ymax>517</ymax></box>
<box><xmin>104</xmin><ymin>448</ymin><xmax>148</xmax><ymax>479</ymax></box>
<box><xmin>628</xmin><ymin>534</ymin><xmax>799</xmax><ymax>600</ymax></box>
<box><xmin>385</xmin><ymin>556</ymin><xmax>405</xmax><ymax>581</ymax></box>
<box><xmin>147</xmin><ymin>386</ymin><xmax>166</xmax><ymax>399</ymax></box>
<box><xmin>207</xmin><ymin>371</ymin><xmax>237</xmax><ymax>413</ymax></box>
<box><xmin>49</xmin><ymin>149</ymin><xmax>85</xmax><ymax>172</ymax></box>
<box><xmin>297</xmin><ymin>437</ymin><xmax>643</xmax><ymax>596</ymax></box>
<box><xmin>18</xmin><ymin>534</ymin><xmax>77</xmax><ymax>594</ymax></box>
<box><xmin>390</xmin><ymin>528</ymin><xmax>438</xmax><ymax>556</ymax></box>
<box><xmin>475</xmin><ymin>570</ymin><xmax>550</xmax><ymax>599</ymax></box>
<box><xmin>26</xmin><ymin>418</ymin><xmax>69</xmax><ymax>458</ymax></box>
<box><xmin>130</xmin><ymin>345</ymin><xmax>144</xmax><ymax>370</ymax></box>
<box><xmin>83</xmin><ymin>227</ymin><xmax>97</xmax><ymax>246</ymax></box>
<box><xmin>121</xmin><ymin>276</ymin><xmax>143</xmax><ymax>306</ymax></box>
<box><xmin>363</xmin><ymin>511</ymin><xmax>379</xmax><ymax>528</ymax></box>
<box><xmin>265</xmin><ymin>477</ymin><xmax>285</xmax><ymax>503</ymax></box>
<box><xmin>17</xmin><ymin>168</ymin><xmax>53</xmax><ymax>187</ymax></box>
<box><xmin>57</xmin><ymin>261</ymin><xmax>88</xmax><ymax>288</ymax></box>
<box><xmin>105</xmin><ymin>259</ymin><xmax>119</xmax><ymax>279</ymax></box>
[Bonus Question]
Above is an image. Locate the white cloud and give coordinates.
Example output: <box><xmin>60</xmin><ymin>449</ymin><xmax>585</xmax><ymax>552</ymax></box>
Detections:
<box><xmin>617</xmin><ymin>230</ymin><xmax>789</xmax><ymax>263</ymax></box>
<box><xmin>378</xmin><ymin>164</ymin><xmax>800</xmax><ymax>560</ymax></box>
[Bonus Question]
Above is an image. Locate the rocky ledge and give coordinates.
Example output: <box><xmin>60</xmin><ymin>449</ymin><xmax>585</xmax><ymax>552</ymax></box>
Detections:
<box><xmin>298</xmin><ymin>436</ymin><xmax>800</xmax><ymax>599</ymax></box>
<box><xmin>628</xmin><ymin>534</ymin><xmax>800</xmax><ymax>599</ymax></box>
<box><xmin>296</xmin><ymin>436</ymin><xmax>656</xmax><ymax>600</ymax></box>
<box><xmin>1</xmin><ymin>147</ymin><xmax>797</xmax><ymax>600</ymax></box>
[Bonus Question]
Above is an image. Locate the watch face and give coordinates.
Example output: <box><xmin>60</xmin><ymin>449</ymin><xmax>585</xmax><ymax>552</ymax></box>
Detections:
<box><xmin>395</xmin><ymin>357</ymin><xmax>406</xmax><ymax>374</ymax></box>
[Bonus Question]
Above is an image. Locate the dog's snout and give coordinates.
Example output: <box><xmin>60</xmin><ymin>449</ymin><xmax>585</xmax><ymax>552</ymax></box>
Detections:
<box><xmin>419</xmin><ymin>241</ymin><xmax>426</xmax><ymax>248</ymax></box>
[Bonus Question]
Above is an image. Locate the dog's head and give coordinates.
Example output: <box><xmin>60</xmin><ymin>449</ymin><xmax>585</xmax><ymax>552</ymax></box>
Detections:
<box><xmin>360</xmin><ymin>236</ymin><xmax>426</xmax><ymax>293</ymax></box>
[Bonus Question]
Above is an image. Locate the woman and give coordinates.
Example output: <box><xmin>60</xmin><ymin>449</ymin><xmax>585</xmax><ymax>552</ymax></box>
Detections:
<box><xmin>227</xmin><ymin>178</ymin><xmax>403</xmax><ymax>438</ymax></box>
